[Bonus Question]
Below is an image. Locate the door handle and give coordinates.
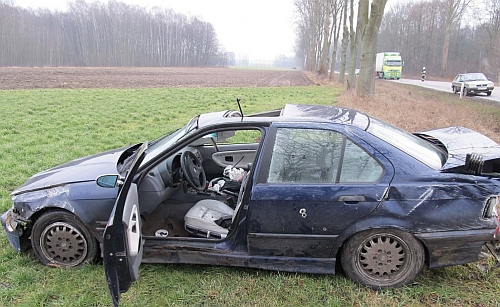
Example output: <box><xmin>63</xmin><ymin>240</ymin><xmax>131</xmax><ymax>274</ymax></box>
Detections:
<box><xmin>338</xmin><ymin>195</ymin><xmax>366</xmax><ymax>202</ymax></box>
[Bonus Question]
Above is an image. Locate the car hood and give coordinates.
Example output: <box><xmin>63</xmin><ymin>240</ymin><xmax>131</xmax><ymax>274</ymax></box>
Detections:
<box><xmin>12</xmin><ymin>146</ymin><xmax>128</xmax><ymax>195</ymax></box>
<box><xmin>416</xmin><ymin>127</ymin><xmax>500</xmax><ymax>173</ymax></box>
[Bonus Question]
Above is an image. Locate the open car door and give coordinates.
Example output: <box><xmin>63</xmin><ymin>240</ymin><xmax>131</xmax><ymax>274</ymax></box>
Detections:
<box><xmin>103</xmin><ymin>143</ymin><xmax>148</xmax><ymax>307</ymax></box>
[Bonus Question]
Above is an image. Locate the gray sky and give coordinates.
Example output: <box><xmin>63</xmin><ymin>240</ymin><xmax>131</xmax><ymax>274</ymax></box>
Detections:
<box><xmin>13</xmin><ymin>0</ymin><xmax>296</xmax><ymax>63</ymax></box>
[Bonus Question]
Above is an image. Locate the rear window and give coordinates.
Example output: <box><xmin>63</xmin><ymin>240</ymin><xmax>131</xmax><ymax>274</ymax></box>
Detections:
<box><xmin>367</xmin><ymin>118</ymin><xmax>446</xmax><ymax>170</ymax></box>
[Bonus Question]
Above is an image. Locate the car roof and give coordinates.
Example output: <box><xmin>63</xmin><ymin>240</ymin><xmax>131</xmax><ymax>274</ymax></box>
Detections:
<box><xmin>197</xmin><ymin>104</ymin><xmax>371</xmax><ymax>131</ymax></box>
<box><xmin>456</xmin><ymin>72</ymin><xmax>486</xmax><ymax>77</ymax></box>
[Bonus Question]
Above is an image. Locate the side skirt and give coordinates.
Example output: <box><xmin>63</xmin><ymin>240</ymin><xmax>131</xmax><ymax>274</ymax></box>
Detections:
<box><xmin>142</xmin><ymin>242</ymin><xmax>336</xmax><ymax>275</ymax></box>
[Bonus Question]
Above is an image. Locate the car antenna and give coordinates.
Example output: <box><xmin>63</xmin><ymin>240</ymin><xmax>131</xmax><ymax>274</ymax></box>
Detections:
<box><xmin>236</xmin><ymin>98</ymin><xmax>244</xmax><ymax>119</ymax></box>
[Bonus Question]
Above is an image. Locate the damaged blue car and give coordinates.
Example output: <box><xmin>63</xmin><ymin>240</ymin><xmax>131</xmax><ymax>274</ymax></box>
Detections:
<box><xmin>2</xmin><ymin>104</ymin><xmax>500</xmax><ymax>304</ymax></box>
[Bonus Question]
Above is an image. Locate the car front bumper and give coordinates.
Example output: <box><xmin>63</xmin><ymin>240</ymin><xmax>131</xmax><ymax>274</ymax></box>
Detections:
<box><xmin>1</xmin><ymin>209</ymin><xmax>31</xmax><ymax>252</ymax></box>
<box><xmin>467</xmin><ymin>86</ymin><xmax>494</xmax><ymax>94</ymax></box>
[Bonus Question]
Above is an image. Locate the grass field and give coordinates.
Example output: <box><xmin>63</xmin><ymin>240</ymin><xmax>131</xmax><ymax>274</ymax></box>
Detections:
<box><xmin>0</xmin><ymin>83</ymin><xmax>499</xmax><ymax>306</ymax></box>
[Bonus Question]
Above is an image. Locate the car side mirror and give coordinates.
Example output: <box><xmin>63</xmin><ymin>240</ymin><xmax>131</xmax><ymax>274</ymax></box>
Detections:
<box><xmin>96</xmin><ymin>175</ymin><xmax>123</xmax><ymax>188</ymax></box>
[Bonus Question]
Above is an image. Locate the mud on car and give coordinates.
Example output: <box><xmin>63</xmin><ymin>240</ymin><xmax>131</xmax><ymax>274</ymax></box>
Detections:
<box><xmin>2</xmin><ymin>104</ymin><xmax>500</xmax><ymax>305</ymax></box>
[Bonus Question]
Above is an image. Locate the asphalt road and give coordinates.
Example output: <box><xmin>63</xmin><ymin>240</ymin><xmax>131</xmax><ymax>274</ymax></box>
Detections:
<box><xmin>391</xmin><ymin>78</ymin><xmax>500</xmax><ymax>105</ymax></box>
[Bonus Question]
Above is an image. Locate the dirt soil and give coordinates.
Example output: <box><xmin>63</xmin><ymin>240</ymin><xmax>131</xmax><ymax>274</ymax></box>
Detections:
<box><xmin>0</xmin><ymin>67</ymin><xmax>314</xmax><ymax>90</ymax></box>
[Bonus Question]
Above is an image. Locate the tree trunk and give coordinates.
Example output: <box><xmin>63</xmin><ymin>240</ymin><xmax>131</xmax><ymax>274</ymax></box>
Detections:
<box><xmin>329</xmin><ymin>0</ymin><xmax>343</xmax><ymax>80</ymax></box>
<box><xmin>348</xmin><ymin>0</ymin><xmax>368</xmax><ymax>89</ymax></box>
<box><xmin>442</xmin><ymin>26</ymin><xmax>451</xmax><ymax>75</ymax></box>
<box><xmin>318</xmin><ymin>1</ymin><xmax>331</xmax><ymax>76</ymax></box>
<box><xmin>337</xmin><ymin>0</ymin><xmax>349</xmax><ymax>84</ymax></box>
<box><xmin>357</xmin><ymin>0</ymin><xmax>388</xmax><ymax>97</ymax></box>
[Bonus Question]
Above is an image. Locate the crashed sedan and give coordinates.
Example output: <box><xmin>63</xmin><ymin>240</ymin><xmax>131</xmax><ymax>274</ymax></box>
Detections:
<box><xmin>2</xmin><ymin>104</ymin><xmax>500</xmax><ymax>301</ymax></box>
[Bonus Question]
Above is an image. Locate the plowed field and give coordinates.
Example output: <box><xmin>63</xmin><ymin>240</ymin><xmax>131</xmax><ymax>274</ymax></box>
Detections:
<box><xmin>0</xmin><ymin>67</ymin><xmax>313</xmax><ymax>89</ymax></box>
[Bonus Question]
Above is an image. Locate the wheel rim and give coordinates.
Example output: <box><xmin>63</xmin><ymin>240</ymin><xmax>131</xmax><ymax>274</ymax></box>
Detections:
<box><xmin>39</xmin><ymin>222</ymin><xmax>88</xmax><ymax>267</ymax></box>
<box><xmin>354</xmin><ymin>233</ymin><xmax>411</xmax><ymax>285</ymax></box>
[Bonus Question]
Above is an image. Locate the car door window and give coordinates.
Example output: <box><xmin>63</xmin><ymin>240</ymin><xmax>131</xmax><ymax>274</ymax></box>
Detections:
<box><xmin>340</xmin><ymin>138</ymin><xmax>383</xmax><ymax>183</ymax></box>
<box><xmin>267</xmin><ymin>128</ymin><xmax>383</xmax><ymax>184</ymax></box>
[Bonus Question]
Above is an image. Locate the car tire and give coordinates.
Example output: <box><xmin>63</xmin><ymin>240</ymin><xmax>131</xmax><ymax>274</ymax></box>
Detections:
<box><xmin>487</xmin><ymin>91</ymin><xmax>492</xmax><ymax>96</ymax></box>
<box><xmin>452</xmin><ymin>86</ymin><xmax>457</xmax><ymax>93</ymax></box>
<box><xmin>31</xmin><ymin>211</ymin><xmax>98</xmax><ymax>268</ymax></box>
<box><xmin>340</xmin><ymin>228</ymin><xmax>424</xmax><ymax>289</ymax></box>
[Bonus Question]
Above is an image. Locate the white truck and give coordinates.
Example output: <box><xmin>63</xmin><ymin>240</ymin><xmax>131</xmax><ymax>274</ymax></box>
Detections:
<box><xmin>375</xmin><ymin>52</ymin><xmax>403</xmax><ymax>79</ymax></box>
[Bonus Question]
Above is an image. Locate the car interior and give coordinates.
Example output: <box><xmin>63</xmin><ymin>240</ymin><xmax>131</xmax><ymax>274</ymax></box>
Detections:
<box><xmin>137</xmin><ymin>128</ymin><xmax>262</xmax><ymax>240</ymax></box>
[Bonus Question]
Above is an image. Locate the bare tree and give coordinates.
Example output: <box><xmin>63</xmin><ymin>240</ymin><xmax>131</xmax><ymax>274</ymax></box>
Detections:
<box><xmin>318</xmin><ymin>1</ymin><xmax>331</xmax><ymax>75</ymax></box>
<box><xmin>295</xmin><ymin>0</ymin><xmax>344</xmax><ymax>76</ymax></box>
<box><xmin>328</xmin><ymin>0</ymin><xmax>344</xmax><ymax>80</ymax></box>
<box><xmin>479</xmin><ymin>0</ymin><xmax>500</xmax><ymax>81</ymax></box>
<box><xmin>347</xmin><ymin>0</ymin><xmax>368</xmax><ymax>89</ymax></box>
<box><xmin>337</xmin><ymin>0</ymin><xmax>349</xmax><ymax>84</ymax></box>
<box><xmin>441</xmin><ymin>0</ymin><xmax>471</xmax><ymax>75</ymax></box>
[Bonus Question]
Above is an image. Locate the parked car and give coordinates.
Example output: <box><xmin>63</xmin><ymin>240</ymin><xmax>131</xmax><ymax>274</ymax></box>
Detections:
<box><xmin>451</xmin><ymin>72</ymin><xmax>494</xmax><ymax>96</ymax></box>
<box><xmin>2</xmin><ymin>104</ymin><xmax>500</xmax><ymax>304</ymax></box>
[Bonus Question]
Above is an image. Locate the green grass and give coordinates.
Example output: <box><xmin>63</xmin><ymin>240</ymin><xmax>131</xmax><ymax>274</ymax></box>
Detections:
<box><xmin>0</xmin><ymin>85</ymin><xmax>500</xmax><ymax>306</ymax></box>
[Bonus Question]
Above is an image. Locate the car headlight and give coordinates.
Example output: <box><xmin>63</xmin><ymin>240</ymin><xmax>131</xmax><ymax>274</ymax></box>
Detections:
<box><xmin>3</xmin><ymin>211</ymin><xmax>19</xmax><ymax>232</ymax></box>
<box><xmin>485</xmin><ymin>195</ymin><xmax>499</xmax><ymax>218</ymax></box>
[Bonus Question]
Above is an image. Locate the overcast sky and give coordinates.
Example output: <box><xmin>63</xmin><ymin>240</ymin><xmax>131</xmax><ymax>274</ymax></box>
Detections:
<box><xmin>13</xmin><ymin>0</ymin><xmax>296</xmax><ymax>62</ymax></box>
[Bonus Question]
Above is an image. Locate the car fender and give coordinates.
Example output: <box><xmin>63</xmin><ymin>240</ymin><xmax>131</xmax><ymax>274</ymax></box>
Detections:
<box><xmin>329</xmin><ymin>214</ymin><xmax>417</xmax><ymax>259</ymax></box>
<box><xmin>13</xmin><ymin>182</ymin><xmax>117</xmax><ymax>238</ymax></box>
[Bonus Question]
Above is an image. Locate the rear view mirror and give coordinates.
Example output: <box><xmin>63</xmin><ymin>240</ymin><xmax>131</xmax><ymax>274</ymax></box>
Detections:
<box><xmin>96</xmin><ymin>175</ymin><xmax>121</xmax><ymax>188</ymax></box>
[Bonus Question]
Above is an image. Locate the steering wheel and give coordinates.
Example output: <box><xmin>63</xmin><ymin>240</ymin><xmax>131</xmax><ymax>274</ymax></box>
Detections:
<box><xmin>180</xmin><ymin>151</ymin><xmax>207</xmax><ymax>191</ymax></box>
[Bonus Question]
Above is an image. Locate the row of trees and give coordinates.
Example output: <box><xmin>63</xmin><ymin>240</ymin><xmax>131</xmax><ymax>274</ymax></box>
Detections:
<box><xmin>294</xmin><ymin>0</ymin><xmax>388</xmax><ymax>96</ymax></box>
<box><xmin>0</xmin><ymin>0</ymin><xmax>223</xmax><ymax>67</ymax></box>
<box><xmin>294</xmin><ymin>0</ymin><xmax>500</xmax><ymax>95</ymax></box>
<box><xmin>4</xmin><ymin>0</ymin><xmax>497</xmax><ymax>95</ymax></box>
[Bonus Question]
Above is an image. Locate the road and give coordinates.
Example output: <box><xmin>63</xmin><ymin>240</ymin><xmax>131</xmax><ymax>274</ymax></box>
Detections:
<box><xmin>390</xmin><ymin>78</ymin><xmax>500</xmax><ymax>105</ymax></box>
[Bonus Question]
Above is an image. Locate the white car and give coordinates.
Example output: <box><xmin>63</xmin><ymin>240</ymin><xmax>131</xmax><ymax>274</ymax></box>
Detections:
<box><xmin>451</xmin><ymin>73</ymin><xmax>494</xmax><ymax>96</ymax></box>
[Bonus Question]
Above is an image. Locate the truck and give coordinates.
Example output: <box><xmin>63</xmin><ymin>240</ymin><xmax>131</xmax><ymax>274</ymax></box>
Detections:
<box><xmin>375</xmin><ymin>52</ymin><xmax>403</xmax><ymax>79</ymax></box>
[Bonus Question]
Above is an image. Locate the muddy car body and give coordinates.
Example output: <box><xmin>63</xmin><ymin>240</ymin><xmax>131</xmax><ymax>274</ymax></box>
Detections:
<box><xmin>2</xmin><ymin>104</ymin><xmax>500</xmax><ymax>302</ymax></box>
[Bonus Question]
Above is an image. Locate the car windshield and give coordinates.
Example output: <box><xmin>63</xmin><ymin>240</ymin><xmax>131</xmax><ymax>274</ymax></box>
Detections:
<box><xmin>367</xmin><ymin>117</ymin><xmax>446</xmax><ymax>170</ymax></box>
<box><xmin>386</xmin><ymin>60</ymin><xmax>402</xmax><ymax>66</ymax></box>
<box><xmin>141</xmin><ymin>115</ymin><xmax>200</xmax><ymax>165</ymax></box>
<box><xmin>463</xmin><ymin>73</ymin><xmax>487</xmax><ymax>81</ymax></box>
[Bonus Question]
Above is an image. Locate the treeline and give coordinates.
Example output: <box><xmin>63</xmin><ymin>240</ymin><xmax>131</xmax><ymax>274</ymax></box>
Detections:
<box><xmin>294</xmin><ymin>0</ymin><xmax>388</xmax><ymax>96</ymax></box>
<box><xmin>379</xmin><ymin>0</ymin><xmax>499</xmax><ymax>80</ymax></box>
<box><xmin>0</xmin><ymin>0</ymin><xmax>224</xmax><ymax>67</ymax></box>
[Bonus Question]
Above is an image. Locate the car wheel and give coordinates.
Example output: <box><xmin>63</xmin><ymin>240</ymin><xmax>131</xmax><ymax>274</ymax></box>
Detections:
<box><xmin>31</xmin><ymin>211</ymin><xmax>98</xmax><ymax>268</ymax></box>
<box><xmin>487</xmin><ymin>91</ymin><xmax>492</xmax><ymax>96</ymax></box>
<box><xmin>341</xmin><ymin>229</ymin><xmax>424</xmax><ymax>289</ymax></box>
<box><xmin>452</xmin><ymin>86</ymin><xmax>456</xmax><ymax>93</ymax></box>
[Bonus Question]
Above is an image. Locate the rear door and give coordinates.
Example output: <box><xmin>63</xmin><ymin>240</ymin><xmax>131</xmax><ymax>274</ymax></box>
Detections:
<box><xmin>248</xmin><ymin>124</ymin><xmax>394</xmax><ymax>258</ymax></box>
<box><xmin>103</xmin><ymin>143</ymin><xmax>147</xmax><ymax>307</ymax></box>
